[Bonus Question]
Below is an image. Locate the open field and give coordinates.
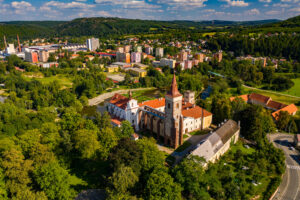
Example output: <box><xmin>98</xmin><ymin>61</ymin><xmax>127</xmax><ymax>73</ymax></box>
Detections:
<box><xmin>202</xmin><ymin>32</ymin><xmax>216</xmax><ymax>37</ymax></box>
<box><xmin>280</xmin><ymin>78</ymin><xmax>300</xmax><ymax>97</ymax></box>
<box><xmin>23</xmin><ymin>73</ymin><xmax>73</xmax><ymax>88</ymax></box>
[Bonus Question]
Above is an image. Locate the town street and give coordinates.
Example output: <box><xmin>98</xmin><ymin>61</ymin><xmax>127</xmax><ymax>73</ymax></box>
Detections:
<box><xmin>269</xmin><ymin>134</ymin><xmax>300</xmax><ymax>200</ymax></box>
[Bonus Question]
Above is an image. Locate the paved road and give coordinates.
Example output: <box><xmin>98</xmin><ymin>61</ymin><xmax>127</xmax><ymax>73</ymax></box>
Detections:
<box><xmin>243</xmin><ymin>85</ymin><xmax>300</xmax><ymax>99</ymax></box>
<box><xmin>269</xmin><ymin>134</ymin><xmax>300</xmax><ymax>200</ymax></box>
<box><xmin>88</xmin><ymin>87</ymin><xmax>155</xmax><ymax>106</ymax></box>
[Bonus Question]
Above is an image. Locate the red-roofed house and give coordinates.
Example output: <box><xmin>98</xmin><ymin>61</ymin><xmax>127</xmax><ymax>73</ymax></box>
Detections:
<box><xmin>230</xmin><ymin>93</ymin><xmax>298</xmax><ymax>120</ymax></box>
<box><xmin>139</xmin><ymin>98</ymin><xmax>165</xmax><ymax>112</ymax></box>
<box><xmin>272</xmin><ymin>104</ymin><xmax>298</xmax><ymax>120</ymax></box>
<box><xmin>107</xmin><ymin>93</ymin><xmax>139</xmax><ymax>129</ymax></box>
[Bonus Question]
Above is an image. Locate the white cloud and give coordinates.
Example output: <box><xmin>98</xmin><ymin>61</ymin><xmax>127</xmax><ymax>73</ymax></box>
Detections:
<box><xmin>11</xmin><ymin>1</ymin><xmax>35</xmax><ymax>11</ymax></box>
<box><xmin>95</xmin><ymin>0</ymin><xmax>161</xmax><ymax>9</ymax></box>
<box><xmin>281</xmin><ymin>0</ymin><xmax>299</xmax><ymax>2</ymax></box>
<box><xmin>220</xmin><ymin>0</ymin><xmax>249</xmax><ymax>7</ymax></box>
<box><xmin>266</xmin><ymin>10</ymin><xmax>281</xmax><ymax>15</ymax></box>
<box><xmin>273</xmin><ymin>3</ymin><xmax>291</xmax><ymax>7</ymax></box>
<box><xmin>245</xmin><ymin>8</ymin><xmax>260</xmax><ymax>15</ymax></box>
<box><xmin>289</xmin><ymin>7</ymin><xmax>300</xmax><ymax>12</ymax></box>
<box><xmin>43</xmin><ymin>1</ymin><xmax>95</xmax><ymax>9</ymax></box>
<box><xmin>158</xmin><ymin>0</ymin><xmax>207</xmax><ymax>7</ymax></box>
<box><xmin>259</xmin><ymin>0</ymin><xmax>271</xmax><ymax>2</ymax></box>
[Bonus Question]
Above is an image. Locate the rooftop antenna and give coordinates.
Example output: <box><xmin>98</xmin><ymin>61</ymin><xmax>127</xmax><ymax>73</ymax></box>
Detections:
<box><xmin>17</xmin><ymin>34</ymin><xmax>21</xmax><ymax>52</ymax></box>
<box><xmin>3</xmin><ymin>35</ymin><xmax>7</xmax><ymax>49</ymax></box>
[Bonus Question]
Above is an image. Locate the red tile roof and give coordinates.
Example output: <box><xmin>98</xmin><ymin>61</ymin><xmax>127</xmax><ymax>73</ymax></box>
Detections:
<box><xmin>272</xmin><ymin>104</ymin><xmax>298</xmax><ymax>120</ymax></box>
<box><xmin>267</xmin><ymin>100</ymin><xmax>287</xmax><ymax>110</ymax></box>
<box><xmin>249</xmin><ymin>93</ymin><xmax>271</xmax><ymax>104</ymax></box>
<box><xmin>111</xmin><ymin>118</ymin><xmax>123</xmax><ymax>126</ymax></box>
<box><xmin>182</xmin><ymin>101</ymin><xmax>194</xmax><ymax>110</ymax></box>
<box><xmin>182</xmin><ymin>106</ymin><xmax>212</xmax><ymax>119</ymax></box>
<box><xmin>139</xmin><ymin>98</ymin><xmax>165</xmax><ymax>109</ymax></box>
<box><xmin>109</xmin><ymin>94</ymin><xmax>130</xmax><ymax>110</ymax></box>
<box><xmin>230</xmin><ymin>94</ymin><xmax>249</xmax><ymax>102</ymax></box>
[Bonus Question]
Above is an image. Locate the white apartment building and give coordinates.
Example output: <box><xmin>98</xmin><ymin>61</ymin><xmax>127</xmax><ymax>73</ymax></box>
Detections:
<box><xmin>160</xmin><ymin>58</ymin><xmax>176</xmax><ymax>69</ymax></box>
<box><xmin>155</xmin><ymin>47</ymin><xmax>164</xmax><ymax>58</ymax></box>
<box><xmin>86</xmin><ymin>38</ymin><xmax>100</xmax><ymax>51</ymax></box>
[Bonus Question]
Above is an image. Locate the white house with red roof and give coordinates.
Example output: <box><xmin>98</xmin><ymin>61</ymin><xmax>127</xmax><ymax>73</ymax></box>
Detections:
<box><xmin>107</xmin><ymin>92</ymin><xmax>139</xmax><ymax>130</ymax></box>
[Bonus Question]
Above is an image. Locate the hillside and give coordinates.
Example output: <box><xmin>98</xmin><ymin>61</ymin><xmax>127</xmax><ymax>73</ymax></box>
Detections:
<box><xmin>274</xmin><ymin>15</ymin><xmax>300</xmax><ymax>28</ymax></box>
<box><xmin>0</xmin><ymin>17</ymin><xmax>281</xmax><ymax>42</ymax></box>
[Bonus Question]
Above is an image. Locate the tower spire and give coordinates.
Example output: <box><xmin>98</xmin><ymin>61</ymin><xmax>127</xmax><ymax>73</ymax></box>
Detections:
<box><xmin>167</xmin><ymin>74</ymin><xmax>181</xmax><ymax>97</ymax></box>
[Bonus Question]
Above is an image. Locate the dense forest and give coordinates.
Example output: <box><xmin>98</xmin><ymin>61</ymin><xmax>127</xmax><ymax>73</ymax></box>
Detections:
<box><xmin>207</xmin><ymin>34</ymin><xmax>300</xmax><ymax>61</ymax></box>
<box><xmin>0</xmin><ymin>17</ymin><xmax>281</xmax><ymax>42</ymax></box>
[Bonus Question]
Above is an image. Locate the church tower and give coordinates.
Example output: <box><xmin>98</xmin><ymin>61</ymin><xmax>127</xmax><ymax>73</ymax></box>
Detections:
<box><xmin>164</xmin><ymin>74</ymin><xmax>183</xmax><ymax>148</ymax></box>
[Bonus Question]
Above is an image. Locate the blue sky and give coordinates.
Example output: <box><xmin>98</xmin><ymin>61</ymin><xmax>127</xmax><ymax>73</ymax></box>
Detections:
<box><xmin>0</xmin><ymin>0</ymin><xmax>299</xmax><ymax>21</ymax></box>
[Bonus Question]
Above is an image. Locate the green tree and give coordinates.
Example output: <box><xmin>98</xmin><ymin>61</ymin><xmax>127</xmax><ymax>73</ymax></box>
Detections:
<box><xmin>172</xmin><ymin>156</ymin><xmax>209</xmax><ymax>200</ymax></box>
<box><xmin>73</xmin><ymin>129</ymin><xmax>101</xmax><ymax>159</ymax></box>
<box><xmin>144</xmin><ymin>168</ymin><xmax>182</xmax><ymax>200</ymax></box>
<box><xmin>136</xmin><ymin>138</ymin><xmax>165</xmax><ymax>172</ymax></box>
<box><xmin>120</xmin><ymin>121</ymin><xmax>134</xmax><ymax>138</ymax></box>
<box><xmin>1</xmin><ymin>149</ymin><xmax>34</xmax><ymax>198</ymax></box>
<box><xmin>98</xmin><ymin>127</ymin><xmax>118</xmax><ymax>159</ymax></box>
<box><xmin>109</xmin><ymin>138</ymin><xmax>142</xmax><ymax>175</ymax></box>
<box><xmin>108</xmin><ymin>165</ymin><xmax>138</xmax><ymax>194</ymax></box>
<box><xmin>211</xmin><ymin>94</ymin><xmax>232</xmax><ymax>124</ymax></box>
<box><xmin>34</xmin><ymin>162</ymin><xmax>74</xmax><ymax>200</ymax></box>
<box><xmin>276</xmin><ymin>111</ymin><xmax>291</xmax><ymax>131</ymax></box>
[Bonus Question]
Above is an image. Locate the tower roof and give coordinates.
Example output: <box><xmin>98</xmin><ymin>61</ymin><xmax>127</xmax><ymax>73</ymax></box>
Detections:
<box><xmin>166</xmin><ymin>74</ymin><xmax>182</xmax><ymax>98</ymax></box>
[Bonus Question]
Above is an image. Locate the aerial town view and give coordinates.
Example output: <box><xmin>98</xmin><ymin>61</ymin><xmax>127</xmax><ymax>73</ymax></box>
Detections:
<box><xmin>0</xmin><ymin>0</ymin><xmax>299</xmax><ymax>199</ymax></box>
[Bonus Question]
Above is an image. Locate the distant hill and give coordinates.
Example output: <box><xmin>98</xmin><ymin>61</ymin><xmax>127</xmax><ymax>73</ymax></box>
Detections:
<box><xmin>272</xmin><ymin>15</ymin><xmax>300</xmax><ymax>28</ymax></box>
<box><xmin>56</xmin><ymin>18</ymin><xmax>280</xmax><ymax>37</ymax></box>
<box><xmin>0</xmin><ymin>16</ymin><xmax>293</xmax><ymax>43</ymax></box>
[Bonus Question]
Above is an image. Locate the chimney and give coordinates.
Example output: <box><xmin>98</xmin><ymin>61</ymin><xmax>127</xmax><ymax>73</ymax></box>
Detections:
<box><xmin>201</xmin><ymin>108</ymin><xmax>204</xmax><ymax>130</ymax></box>
<box><xmin>3</xmin><ymin>36</ymin><xmax>7</xmax><ymax>49</ymax></box>
<box><xmin>17</xmin><ymin>34</ymin><xmax>21</xmax><ymax>52</ymax></box>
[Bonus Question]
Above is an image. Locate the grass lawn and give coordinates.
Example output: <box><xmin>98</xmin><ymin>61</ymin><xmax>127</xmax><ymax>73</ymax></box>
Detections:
<box><xmin>230</xmin><ymin>141</ymin><xmax>255</xmax><ymax>155</ymax></box>
<box><xmin>190</xmin><ymin>130</ymin><xmax>209</xmax><ymax>136</ymax></box>
<box><xmin>123</xmin><ymin>89</ymin><xmax>163</xmax><ymax>103</ymax></box>
<box><xmin>280</xmin><ymin>78</ymin><xmax>300</xmax><ymax>97</ymax></box>
<box><xmin>23</xmin><ymin>73</ymin><xmax>73</xmax><ymax>88</ymax></box>
<box><xmin>175</xmin><ymin>141</ymin><xmax>192</xmax><ymax>152</ymax></box>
